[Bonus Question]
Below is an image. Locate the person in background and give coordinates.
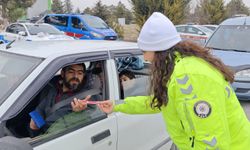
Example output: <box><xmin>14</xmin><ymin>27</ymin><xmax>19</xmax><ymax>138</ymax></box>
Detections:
<box><xmin>98</xmin><ymin>12</ymin><xmax>250</xmax><ymax>149</ymax></box>
<box><xmin>119</xmin><ymin>69</ymin><xmax>135</xmax><ymax>83</ymax></box>
<box><xmin>119</xmin><ymin>69</ymin><xmax>135</xmax><ymax>99</ymax></box>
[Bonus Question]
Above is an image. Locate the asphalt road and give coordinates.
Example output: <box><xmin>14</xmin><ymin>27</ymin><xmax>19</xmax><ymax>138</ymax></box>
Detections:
<box><xmin>240</xmin><ymin>101</ymin><xmax>250</xmax><ymax>121</ymax></box>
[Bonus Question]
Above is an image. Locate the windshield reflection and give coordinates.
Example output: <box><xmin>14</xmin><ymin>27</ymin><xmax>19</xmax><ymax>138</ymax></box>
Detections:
<box><xmin>206</xmin><ymin>25</ymin><xmax>250</xmax><ymax>51</ymax></box>
<box><xmin>0</xmin><ymin>52</ymin><xmax>42</xmax><ymax>104</ymax></box>
<box><xmin>81</xmin><ymin>15</ymin><xmax>109</xmax><ymax>29</ymax></box>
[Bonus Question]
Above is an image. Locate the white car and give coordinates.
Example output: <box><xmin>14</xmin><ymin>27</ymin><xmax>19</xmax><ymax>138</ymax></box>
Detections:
<box><xmin>1</xmin><ymin>22</ymin><xmax>73</xmax><ymax>42</ymax></box>
<box><xmin>175</xmin><ymin>24</ymin><xmax>213</xmax><ymax>45</ymax></box>
<box><xmin>0</xmin><ymin>40</ymin><xmax>173</xmax><ymax>150</ymax></box>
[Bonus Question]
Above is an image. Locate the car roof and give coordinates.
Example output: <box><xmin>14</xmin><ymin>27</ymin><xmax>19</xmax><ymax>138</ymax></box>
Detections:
<box><xmin>0</xmin><ymin>40</ymin><xmax>138</xmax><ymax>58</ymax></box>
<box><xmin>202</xmin><ymin>25</ymin><xmax>218</xmax><ymax>27</ymax></box>
<box><xmin>220</xmin><ymin>16</ymin><xmax>250</xmax><ymax>25</ymax></box>
<box><xmin>175</xmin><ymin>24</ymin><xmax>203</xmax><ymax>28</ymax></box>
<box><xmin>11</xmin><ymin>22</ymin><xmax>50</xmax><ymax>26</ymax></box>
<box><xmin>46</xmin><ymin>14</ymin><xmax>93</xmax><ymax>17</ymax></box>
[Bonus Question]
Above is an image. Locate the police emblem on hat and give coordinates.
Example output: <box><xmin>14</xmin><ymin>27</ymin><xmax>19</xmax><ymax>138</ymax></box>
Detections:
<box><xmin>194</xmin><ymin>101</ymin><xmax>211</xmax><ymax>118</ymax></box>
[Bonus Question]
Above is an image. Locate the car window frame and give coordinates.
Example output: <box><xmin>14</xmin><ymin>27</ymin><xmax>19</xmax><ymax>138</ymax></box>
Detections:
<box><xmin>6</xmin><ymin>24</ymin><xmax>18</xmax><ymax>34</ymax></box>
<box><xmin>2</xmin><ymin>51</ymin><xmax>110</xmax><ymax>146</ymax></box>
<box><xmin>1</xmin><ymin>51</ymin><xmax>108</xmax><ymax>119</ymax></box>
<box><xmin>45</xmin><ymin>15</ymin><xmax>69</xmax><ymax>27</ymax></box>
<box><xmin>15</xmin><ymin>24</ymin><xmax>26</xmax><ymax>33</ymax></box>
<box><xmin>186</xmin><ymin>26</ymin><xmax>204</xmax><ymax>35</ymax></box>
<box><xmin>176</xmin><ymin>26</ymin><xmax>186</xmax><ymax>33</ymax></box>
<box><xmin>109</xmin><ymin>49</ymin><xmax>147</xmax><ymax>99</ymax></box>
<box><xmin>71</xmin><ymin>16</ymin><xmax>83</xmax><ymax>29</ymax></box>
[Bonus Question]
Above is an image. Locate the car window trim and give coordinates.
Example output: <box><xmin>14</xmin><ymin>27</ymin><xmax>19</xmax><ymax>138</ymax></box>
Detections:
<box><xmin>1</xmin><ymin>51</ymin><xmax>109</xmax><ymax>121</ymax></box>
<box><xmin>109</xmin><ymin>49</ymin><xmax>142</xmax><ymax>59</ymax></box>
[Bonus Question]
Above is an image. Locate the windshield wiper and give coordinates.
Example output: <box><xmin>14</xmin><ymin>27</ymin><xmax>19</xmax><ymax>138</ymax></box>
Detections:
<box><xmin>6</xmin><ymin>40</ymin><xmax>15</xmax><ymax>49</ymax></box>
<box><xmin>208</xmin><ymin>47</ymin><xmax>248</xmax><ymax>52</ymax></box>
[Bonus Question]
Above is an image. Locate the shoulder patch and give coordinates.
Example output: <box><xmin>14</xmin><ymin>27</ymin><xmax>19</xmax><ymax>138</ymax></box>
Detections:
<box><xmin>194</xmin><ymin>101</ymin><xmax>211</xmax><ymax>118</ymax></box>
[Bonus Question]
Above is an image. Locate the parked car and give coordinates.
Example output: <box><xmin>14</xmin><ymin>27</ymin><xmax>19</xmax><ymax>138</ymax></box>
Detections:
<box><xmin>205</xmin><ymin>16</ymin><xmax>250</xmax><ymax>101</ymax></box>
<box><xmin>0</xmin><ymin>40</ymin><xmax>172</xmax><ymax>149</ymax></box>
<box><xmin>41</xmin><ymin>14</ymin><xmax>118</xmax><ymax>40</ymax></box>
<box><xmin>0</xmin><ymin>35</ymin><xmax>8</xmax><ymax>44</ymax></box>
<box><xmin>1</xmin><ymin>22</ymin><xmax>73</xmax><ymax>42</ymax></box>
<box><xmin>202</xmin><ymin>25</ymin><xmax>218</xmax><ymax>31</ymax></box>
<box><xmin>176</xmin><ymin>24</ymin><xmax>213</xmax><ymax>45</ymax></box>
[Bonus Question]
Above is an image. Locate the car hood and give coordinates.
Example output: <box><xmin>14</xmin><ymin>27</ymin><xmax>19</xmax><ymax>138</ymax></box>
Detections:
<box><xmin>212</xmin><ymin>49</ymin><xmax>250</xmax><ymax>71</ymax></box>
<box><xmin>27</xmin><ymin>34</ymin><xmax>74</xmax><ymax>41</ymax></box>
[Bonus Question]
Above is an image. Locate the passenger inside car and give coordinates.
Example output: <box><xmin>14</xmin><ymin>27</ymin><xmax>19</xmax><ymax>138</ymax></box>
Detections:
<box><xmin>28</xmin><ymin>63</ymin><xmax>101</xmax><ymax>137</ymax></box>
<box><xmin>116</xmin><ymin>56</ymin><xmax>150</xmax><ymax>99</ymax></box>
<box><xmin>119</xmin><ymin>69</ymin><xmax>135</xmax><ymax>99</ymax></box>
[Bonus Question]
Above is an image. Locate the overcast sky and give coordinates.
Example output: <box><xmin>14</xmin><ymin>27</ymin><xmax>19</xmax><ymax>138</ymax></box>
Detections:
<box><xmin>71</xmin><ymin>0</ymin><xmax>250</xmax><ymax>11</ymax></box>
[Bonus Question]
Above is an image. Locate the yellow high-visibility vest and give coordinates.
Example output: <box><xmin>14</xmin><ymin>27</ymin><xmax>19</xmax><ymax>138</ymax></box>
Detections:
<box><xmin>114</xmin><ymin>54</ymin><xmax>250</xmax><ymax>150</ymax></box>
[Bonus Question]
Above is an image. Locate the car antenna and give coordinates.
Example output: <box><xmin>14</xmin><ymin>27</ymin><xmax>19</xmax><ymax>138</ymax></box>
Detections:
<box><xmin>6</xmin><ymin>40</ymin><xmax>16</xmax><ymax>49</ymax></box>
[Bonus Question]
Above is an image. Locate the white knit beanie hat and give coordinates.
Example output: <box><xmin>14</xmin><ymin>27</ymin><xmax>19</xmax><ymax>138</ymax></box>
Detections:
<box><xmin>137</xmin><ymin>12</ymin><xmax>181</xmax><ymax>51</ymax></box>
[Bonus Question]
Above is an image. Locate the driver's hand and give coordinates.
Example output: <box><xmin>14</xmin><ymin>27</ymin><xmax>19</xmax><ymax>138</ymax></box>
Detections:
<box><xmin>30</xmin><ymin>119</ymin><xmax>39</xmax><ymax>130</ymax></box>
<box><xmin>71</xmin><ymin>95</ymin><xmax>91</xmax><ymax>112</ymax></box>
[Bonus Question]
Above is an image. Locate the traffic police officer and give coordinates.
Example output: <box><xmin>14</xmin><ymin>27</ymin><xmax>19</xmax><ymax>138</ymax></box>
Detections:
<box><xmin>98</xmin><ymin>12</ymin><xmax>250</xmax><ymax>149</ymax></box>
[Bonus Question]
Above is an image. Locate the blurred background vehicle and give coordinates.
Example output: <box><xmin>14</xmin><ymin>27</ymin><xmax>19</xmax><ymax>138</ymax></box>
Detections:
<box><xmin>1</xmin><ymin>22</ymin><xmax>73</xmax><ymax>42</ymax></box>
<box><xmin>206</xmin><ymin>16</ymin><xmax>250</xmax><ymax>101</ymax></box>
<box><xmin>202</xmin><ymin>24</ymin><xmax>218</xmax><ymax>31</ymax></box>
<box><xmin>175</xmin><ymin>24</ymin><xmax>213</xmax><ymax>45</ymax></box>
<box><xmin>0</xmin><ymin>35</ymin><xmax>8</xmax><ymax>44</ymax></box>
<box><xmin>41</xmin><ymin>13</ymin><xmax>118</xmax><ymax>40</ymax></box>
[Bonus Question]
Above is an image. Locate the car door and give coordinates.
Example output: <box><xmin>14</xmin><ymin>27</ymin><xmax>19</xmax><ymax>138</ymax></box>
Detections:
<box><xmin>109</xmin><ymin>50</ymin><xmax>172</xmax><ymax>150</ymax></box>
<box><xmin>1</xmin><ymin>51</ymin><xmax>117</xmax><ymax>150</ymax></box>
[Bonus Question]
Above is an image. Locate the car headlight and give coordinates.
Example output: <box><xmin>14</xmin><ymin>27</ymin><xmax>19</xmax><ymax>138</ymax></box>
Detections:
<box><xmin>90</xmin><ymin>32</ymin><xmax>104</xmax><ymax>38</ymax></box>
<box><xmin>235</xmin><ymin>69</ymin><xmax>250</xmax><ymax>81</ymax></box>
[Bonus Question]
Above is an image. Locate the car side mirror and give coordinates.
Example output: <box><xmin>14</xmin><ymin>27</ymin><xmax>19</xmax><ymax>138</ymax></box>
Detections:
<box><xmin>18</xmin><ymin>31</ymin><xmax>27</xmax><ymax>36</ymax></box>
<box><xmin>0</xmin><ymin>136</ymin><xmax>33</xmax><ymax>150</ymax></box>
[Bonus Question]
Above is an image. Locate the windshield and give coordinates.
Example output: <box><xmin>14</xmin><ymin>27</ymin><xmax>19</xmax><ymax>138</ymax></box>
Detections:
<box><xmin>26</xmin><ymin>24</ymin><xmax>63</xmax><ymax>35</ymax></box>
<box><xmin>0</xmin><ymin>52</ymin><xmax>42</xmax><ymax>104</ymax></box>
<box><xmin>206</xmin><ymin>25</ymin><xmax>250</xmax><ymax>51</ymax></box>
<box><xmin>81</xmin><ymin>15</ymin><xmax>109</xmax><ymax>29</ymax></box>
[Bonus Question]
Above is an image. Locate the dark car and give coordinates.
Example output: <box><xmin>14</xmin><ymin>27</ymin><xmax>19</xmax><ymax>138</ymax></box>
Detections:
<box><xmin>206</xmin><ymin>16</ymin><xmax>250</xmax><ymax>101</ymax></box>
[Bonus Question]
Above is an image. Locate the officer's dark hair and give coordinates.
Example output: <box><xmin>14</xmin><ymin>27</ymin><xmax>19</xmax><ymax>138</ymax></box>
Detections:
<box><xmin>150</xmin><ymin>40</ymin><xmax>234</xmax><ymax>110</ymax></box>
<box><xmin>62</xmin><ymin>63</ymin><xmax>86</xmax><ymax>73</ymax></box>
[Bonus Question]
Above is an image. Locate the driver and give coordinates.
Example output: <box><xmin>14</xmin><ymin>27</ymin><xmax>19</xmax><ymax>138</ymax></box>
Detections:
<box><xmin>29</xmin><ymin>63</ymin><xmax>97</xmax><ymax>137</ymax></box>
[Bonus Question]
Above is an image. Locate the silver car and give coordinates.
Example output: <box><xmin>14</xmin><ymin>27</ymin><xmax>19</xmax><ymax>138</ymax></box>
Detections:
<box><xmin>176</xmin><ymin>24</ymin><xmax>213</xmax><ymax>45</ymax></box>
<box><xmin>0</xmin><ymin>40</ymin><xmax>172</xmax><ymax>150</ymax></box>
<box><xmin>1</xmin><ymin>22</ymin><xmax>73</xmax><ymax>42</ymax></box>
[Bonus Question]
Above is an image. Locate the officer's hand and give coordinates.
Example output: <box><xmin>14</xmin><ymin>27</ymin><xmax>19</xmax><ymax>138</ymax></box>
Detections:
<box><xmin>30</xmin><ymin>119</ymin><xmax>39</xmax><ymax>130</ymax></box>
<box><xmin>97</xmin><ymin>100</ymin><xmax>114</xmax><ymax>114</ymax></box>
<box><xmin>71</xmin><ymin>95</ymin><xmax>91</xmax><ymax>112</ymax></box>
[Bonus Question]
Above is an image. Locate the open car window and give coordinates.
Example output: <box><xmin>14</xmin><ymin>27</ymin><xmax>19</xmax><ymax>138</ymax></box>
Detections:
<box><xmin>5</xmin><ymin>60</ymin><xmax>107</xmax><ymax>144</ymax></box>
<box><xmin>115</xmin><ymin>55</ymin><xmax>150</xmax><ymax>99</ymax></box>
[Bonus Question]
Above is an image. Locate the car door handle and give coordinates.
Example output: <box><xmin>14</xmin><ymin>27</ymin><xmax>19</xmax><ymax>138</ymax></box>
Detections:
<box><xmin>91</xmin><ymin>129</ymin><xmax>111</xmax><ymax>144</ymax></box>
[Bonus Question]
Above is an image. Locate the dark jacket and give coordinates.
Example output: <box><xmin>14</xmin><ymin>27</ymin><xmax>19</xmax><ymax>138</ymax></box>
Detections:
<box><xmin>29</xmin><ymin>74</ymin><xmax>100</xmax><ymax>136</ymax></box>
